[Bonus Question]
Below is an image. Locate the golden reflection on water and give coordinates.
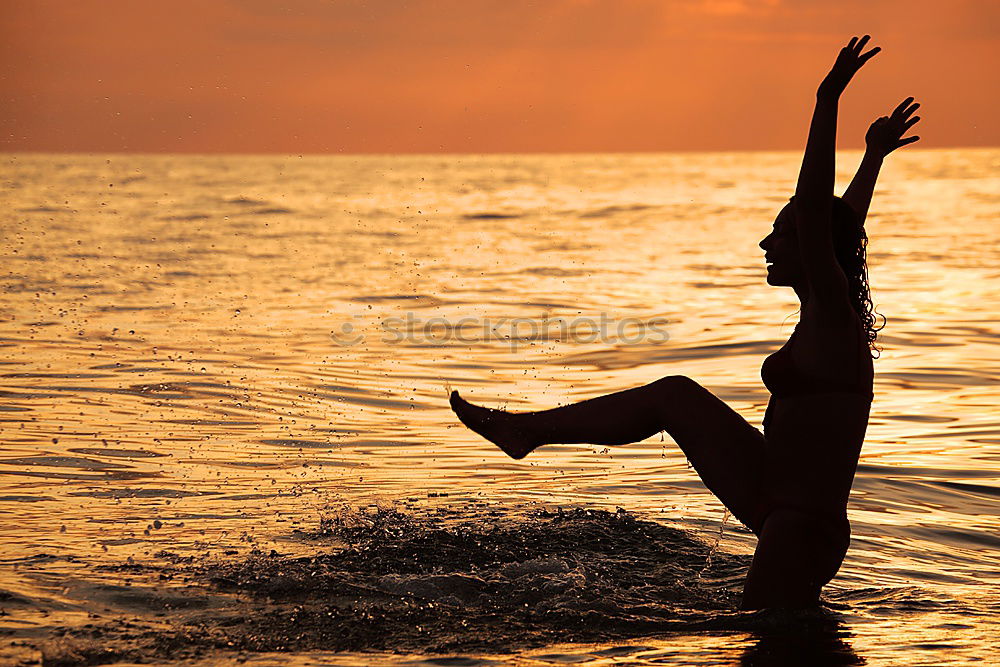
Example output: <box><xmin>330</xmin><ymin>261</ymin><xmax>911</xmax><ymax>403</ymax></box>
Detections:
<box><xmin>1</xmin><ymin>150</ymin><xmax>998</xmax><ymax>664</ymax></box>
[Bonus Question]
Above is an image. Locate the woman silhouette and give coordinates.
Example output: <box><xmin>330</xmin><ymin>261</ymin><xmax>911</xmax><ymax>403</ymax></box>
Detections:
<box><xmin>450</xmin><ymin>36</ymin><xmax>920</xmax><ymax>609</ymax></box>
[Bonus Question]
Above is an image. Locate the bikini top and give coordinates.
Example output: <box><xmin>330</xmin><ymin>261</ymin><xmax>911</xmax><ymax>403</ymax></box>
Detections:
<box><xmin>761</xmin><ymin>327</ymin><xmax>874</xmax><ymax>401</ymax></box>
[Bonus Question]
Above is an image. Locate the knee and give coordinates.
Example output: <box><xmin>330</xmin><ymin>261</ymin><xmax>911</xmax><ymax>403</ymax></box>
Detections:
<box><xmin>651</xmin><ymin>374</ymin><xmax>699</xmax><ymax>394</ymax></box>
<box><xmin>764</xmin><ymin>507</ymin><xmax>813</xmax><ymax>532</ymax></box>
<box><xmin>761</xmin><ymin>510</ymin><xmax>814</xmax><ymax>558</ymax></box>
<box><xmin>743</xmin><ymin>509</ymin><xmax>846</xmax><ymax>610</ymax></box>
<box><xmin>764</xmin><ymin>508</ymin><xmax>849</xmax><ymax>548</ymax></box>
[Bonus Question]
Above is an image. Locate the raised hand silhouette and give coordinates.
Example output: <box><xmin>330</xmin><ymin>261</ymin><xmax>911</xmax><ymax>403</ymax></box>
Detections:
<box><xmin>866</xmin><ymin>97</ymin><xmax>921</xmax><ymax>156</ymax></box>
<box><xmin>818</xmin><ymin>35</ymin><xmax>881</xmax><ymax>99</ymax></box>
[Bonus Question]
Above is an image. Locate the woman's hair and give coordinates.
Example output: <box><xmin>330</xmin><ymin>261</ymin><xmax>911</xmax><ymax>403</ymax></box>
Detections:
<box><xmin>829</xmin><ymin>196</ymin><xmax>885</xmax><ymax>356</ymax></box>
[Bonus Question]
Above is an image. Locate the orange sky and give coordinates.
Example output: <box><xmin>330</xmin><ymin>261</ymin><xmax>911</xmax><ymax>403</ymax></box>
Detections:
<box><xmin>2</xmin><ymin>0</ymin><xmax>998</xmax><ymax>153</ymax></box>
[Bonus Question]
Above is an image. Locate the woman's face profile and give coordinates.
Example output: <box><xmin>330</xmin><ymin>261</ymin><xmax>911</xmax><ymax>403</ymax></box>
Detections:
<box><xmin>760</xmin><ymin>204</ymin><xmax>803</xmax><ymax>287</ymax></box>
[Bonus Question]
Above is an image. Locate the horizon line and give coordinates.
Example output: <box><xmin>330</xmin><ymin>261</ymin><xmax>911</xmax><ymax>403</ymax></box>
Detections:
<box><xmin>2</xmin><ymin>145</ymin><xmax>996</xmax><ymax>159</ymax></box>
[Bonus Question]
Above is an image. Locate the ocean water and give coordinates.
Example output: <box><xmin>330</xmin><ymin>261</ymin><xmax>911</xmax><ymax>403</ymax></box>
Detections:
<box><xmin>0</xmin><ymin>150</ymin><xmax>998</xmax><ymax>665</ymax></box>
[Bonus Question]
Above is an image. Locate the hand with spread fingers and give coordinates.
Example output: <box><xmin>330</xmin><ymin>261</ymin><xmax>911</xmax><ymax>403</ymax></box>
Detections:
<box><xmin>818</xmin><ymin>35</ymin><xmax>881</xmax><ymax>99</ymax></box>
<box><xmin>866</xmin><ymin>97</ymin><xmax>921</xmax><ymax>157</ymax></box>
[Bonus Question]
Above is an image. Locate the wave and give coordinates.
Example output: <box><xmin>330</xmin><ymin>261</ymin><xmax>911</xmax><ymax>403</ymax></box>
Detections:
<box><xmin>159</xmin><ymin>213</ymin><xmax>211</xmax><ymax>221</ymax></box>
<box><xmin>17</xmin><ymin>206</ymin><xmax>72</xmax><ymax>213</ymax></box>
<box><xmin>577</xmin><ymin>204</ymin><xmax>658</xmax><ymax>219</ymax></box>
<box><xmin>224</xmin><ymin>196</ymin><xmax>268</xmax><ymax>205</ymax></box>
<box><xmin>249</xmin><ymin>207</ymin><xmax>294</xmax><ymax>215</ymax></box>
<box><xmin>463</xmin><ymin>212</ymin><xmax>523</xmax><ymax>220</ymax></box>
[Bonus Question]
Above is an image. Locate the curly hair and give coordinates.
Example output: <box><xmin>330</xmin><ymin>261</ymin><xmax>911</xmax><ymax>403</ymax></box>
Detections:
<box><xmin>830</xmin><ymin>196</ymin><xmax>885</xmax><ymax>357</ymax></box>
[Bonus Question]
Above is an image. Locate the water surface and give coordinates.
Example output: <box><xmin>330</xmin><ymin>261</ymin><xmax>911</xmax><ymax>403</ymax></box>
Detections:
<box><xmin>0</xmin><ymin>150</ymin><xmax>998</xmax><ymax>664</ymax></box>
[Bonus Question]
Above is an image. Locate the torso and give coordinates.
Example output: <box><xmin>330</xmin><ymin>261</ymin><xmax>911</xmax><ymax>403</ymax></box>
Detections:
<box><xmin>760</xmin><ymin>311</ymin><xmax>874</xmax><ymax>517</ymax></box>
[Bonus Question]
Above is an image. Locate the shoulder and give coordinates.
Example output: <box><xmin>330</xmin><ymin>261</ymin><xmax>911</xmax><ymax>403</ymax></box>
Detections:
<box><xmin>797</xmin><ymin>306</ymin><xmax>867</xmax><ymax>351</ymax></box>
<box><xmin>799</xmin><ymin>285</ymin><xmax>856</xmax><ymax>329</ymax></box>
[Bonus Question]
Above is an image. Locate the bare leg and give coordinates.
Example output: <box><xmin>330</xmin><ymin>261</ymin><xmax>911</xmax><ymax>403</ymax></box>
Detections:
<box><xmin>451</xmin><ymin>376</ymin><xmax>769</xmax><ymax>533</ymax></box>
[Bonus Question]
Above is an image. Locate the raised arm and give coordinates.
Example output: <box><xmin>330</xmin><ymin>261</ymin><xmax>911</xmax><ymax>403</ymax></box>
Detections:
<box><xmin>843</xmin><ymin>97</ymin><xmax>921</xmax><ymax>223</ymax></box>
<box><xmin>794</xmin><ymin>36</ymin><xmax>880</xmax><ymax>305</ymax></box>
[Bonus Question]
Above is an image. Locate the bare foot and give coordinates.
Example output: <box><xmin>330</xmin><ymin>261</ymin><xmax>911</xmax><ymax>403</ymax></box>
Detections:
<box><xmin>449</xmin><ymin>391</ymin><xmax>536</xmax><ymax>459</ymax></box>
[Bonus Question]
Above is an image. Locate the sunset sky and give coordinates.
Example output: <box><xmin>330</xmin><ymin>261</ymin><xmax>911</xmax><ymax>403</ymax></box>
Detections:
<box><xmin>2</xmin><ymin>0</ymin><xmax>997</xmax><ymax>153</ymax></box>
